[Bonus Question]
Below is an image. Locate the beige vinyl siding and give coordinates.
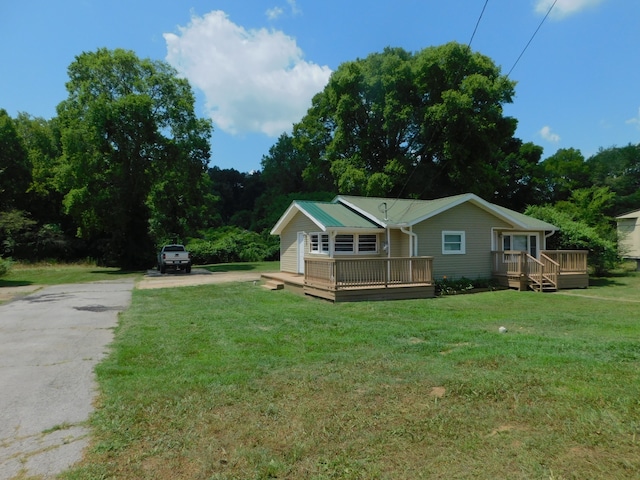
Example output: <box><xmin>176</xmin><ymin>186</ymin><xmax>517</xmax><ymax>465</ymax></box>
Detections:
<box><xmin>279</xmin><ymin>212</ymin><xmax>320</xmax><ymax>273</ymax></box>
<box><xmin>388</xmin><ymin>229</ymin><xmax>408</xmax><ymax>257</ymax></box>
<box><xmin>414</xmin><ymin>202</ymin><xmax>512</xmax><ymax>279</ymax></box>
<box><xmin>618</xmin><ymin>217</ymin><xmax>640</xmax><ymax>258</ymax></box>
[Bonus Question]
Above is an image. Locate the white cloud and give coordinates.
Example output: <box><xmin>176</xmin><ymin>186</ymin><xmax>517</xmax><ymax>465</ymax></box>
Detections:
<box><xmin>266</xmin><ymin>7</ymin><xmax>283</xmax><ymax>20</ymax></box>
<box><xmin>164</xmin><ymin>11</ymin><xmax>331</xmax><ymax>137</ymax></box>
<box><xmin>626</xmin><ymin>107</ymin><xmax>640</xmax><ymax>130</ymax></box>
<box><xmin>287</xmin><ymin>0</ymin><xmax>302</xmax><ymax>16</ymax></box>
<box><xmin>534</xmin><ymin>0</ymin><xmax>605</xmax><ymax>19</ymax></box>
<box><xmin>539</xmin><ymin>125</ymin><xmax>561</xmax><ymax>143</ymax></box>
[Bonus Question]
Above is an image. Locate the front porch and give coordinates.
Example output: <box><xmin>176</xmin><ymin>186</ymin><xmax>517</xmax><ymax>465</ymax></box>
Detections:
<box><xmin>491</xmin><ymin>250</ymin><xmax>589</xmax><ymax>292</ymax></box>
<box><xmin>262</xmin><ymin>257</ymin><xmax>435</xmax><ymax>302</ymax></box>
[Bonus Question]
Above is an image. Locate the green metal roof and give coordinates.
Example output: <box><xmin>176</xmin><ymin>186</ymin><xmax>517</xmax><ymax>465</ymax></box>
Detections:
<box><xmin>296</xmin><ymin>201</ymin><xmax>381</xmax><ymax>229</ymax></box>
<box><xmin>490</xmin><ymin>204</ymin><xmax>558</xmax><ymax>231</ymax></box>
<box><xmin>336</xmin><ymin>194</ymin><xmax>558</xmax><ymax>230</ymax></box>
<box><xmin>271</xmin><ymin>194</ymin><xmax>558</xmax><ymax>235</ymax></box>
<box><xmin>335</xmin><ymin>194</ymin><xmax>466</xmax><ymax>225</ymax></box>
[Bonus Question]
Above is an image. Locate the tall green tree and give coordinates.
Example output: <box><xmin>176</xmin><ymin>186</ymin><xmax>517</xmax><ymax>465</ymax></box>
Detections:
<box><xmin>260</xmin><ymin>133</ymin><xmax>308</xmax><ymax>197</ymax></box>
<box><xmin>538</xmin><ymin>148</ymin><xmax>589</xmax><ymax>203</ymax></box>
<box><xmin>0</xmin><ymin>109</ymin><xmax>31</xmax><ymax>211</ymax></box>
<box><xmin>13</xmin><ymin>114</ymin><xmax>64</xmax><ymax>224</ymax></box>
<box><xmin>55</xmin><ymin>48</ymin><xmax>213</xmax><ymax>268</ymax></box>
<box><xmin>292</xmin><ymin>43</ymin><xmax>520</xmax><ymax>200</ymax></box>
<box><xmin>493</xmin><ymin>139</ymin><xmax>544</xmax><ymax>210</ymax></box>
<box><xmin>585</xmin><ymin>144</ymin><xmax>640</xmax><ymax>213</ymax></box>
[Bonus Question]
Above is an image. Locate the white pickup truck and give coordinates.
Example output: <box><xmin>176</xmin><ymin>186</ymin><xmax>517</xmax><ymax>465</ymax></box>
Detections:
<box><xmin>157</xmin><ymin>244</ymin><xmax>192</xmax><ymax>274</ymax></box>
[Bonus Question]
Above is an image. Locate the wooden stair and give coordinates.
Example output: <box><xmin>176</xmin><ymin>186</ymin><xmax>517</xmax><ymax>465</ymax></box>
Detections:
<box><xmin>529</xmin><ymin>276</ymin><xmax>557</xmax><ymax>292</ymax></box>
<box><xmin>262</xmin><ymin>279</ymin><xmax>284</xmax><ymax>291</ymax></box>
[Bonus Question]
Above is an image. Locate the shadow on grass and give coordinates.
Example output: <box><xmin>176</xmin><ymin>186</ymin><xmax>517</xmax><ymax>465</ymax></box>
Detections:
<box><xmin>589</xmin><ymin>277</ymin><xmax>627</xmax><ymax>287</ymax></box>
<box><xmin>0</xmin><ymin>279</ymin><xmax>35</xmax><ymax>288</ymax></box>
<box><xmin>201</xmin><ymin>263</ymin><xmax>259</xmax><ymax>273</ymax></box>
<box><xmin>89</xmin><ymin>269</ymin><xmax>143</xmax><ymax>276</ymax></box>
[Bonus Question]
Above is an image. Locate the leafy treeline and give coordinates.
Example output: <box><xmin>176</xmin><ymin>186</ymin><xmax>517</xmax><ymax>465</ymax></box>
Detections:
<box><xmin>1</xmin><ymin>43</ymin><xmax>638</xmax><ymax>271</ymax></box>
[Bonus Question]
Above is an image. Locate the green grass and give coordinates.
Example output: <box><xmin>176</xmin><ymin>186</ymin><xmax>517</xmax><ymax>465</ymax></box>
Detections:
<box><xmin>199</xmin><ymin>261</ymin><xmax>280</xmax><ymax>274</ymax></box>
<box><xmin>0</xmin><ymin>262</ymin><xmax>142</xmax><ymax>287</ymax></box>
<box><xmin>0</xmin><ymin>261</ymin><xmax>279</xmax><ymax>288</ymax></box>
<box><xmin>63</xmin><ymin>273</ymin><xmax>640</xmax><ymax>479</ymax></box>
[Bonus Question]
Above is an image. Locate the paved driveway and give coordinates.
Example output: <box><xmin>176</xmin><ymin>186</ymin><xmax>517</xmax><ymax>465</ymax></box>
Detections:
<box><xmin>0</xmin><ymin>280</ymin><xmax>134</xmax><ymax>479</ymax></box>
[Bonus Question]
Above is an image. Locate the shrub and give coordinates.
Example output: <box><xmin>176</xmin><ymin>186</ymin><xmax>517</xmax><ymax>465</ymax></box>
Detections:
<box><xmin>434</xmin><ymin>276</ymin><xmax>498</xmax><ymax>296</ymax></box>
<box><xmin>186</xmin><ymin>227</ymin><xmax>279</xmax><ymax>265</ymax></box>
<box><xmin>0</xmin><ymin>257</ymin><xmax>13</xmax><ymax>277</ymax></box>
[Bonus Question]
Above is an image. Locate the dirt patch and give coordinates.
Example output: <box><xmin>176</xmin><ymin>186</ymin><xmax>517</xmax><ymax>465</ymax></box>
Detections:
<box><xmin>0</xmin><ymin>270</ymin><xmax>266</xmax><ymax>303</ymax></box>
<box><xmin>429</xmin><ymin>386</ymin><xmax>446</xmax><ymax>398</ymax></box>
<box><xmin>0</xmin><ymin>285</ymin><xmax>44</xmax><ymax>303</ymax></box>
<box><xmin>136</xmin><ymin>269</ymin><xmax>263</xmax><ymax>290</ymax></box>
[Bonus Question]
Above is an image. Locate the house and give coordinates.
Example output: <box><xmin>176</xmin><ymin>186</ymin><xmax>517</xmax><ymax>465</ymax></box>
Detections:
<box><xmin>266</xmin><ymin>193</ymin><xmax>589</xmax><ymax>301</ymax></box>
<box><xmin>616</xmin><ymin>209</ymin><xmax>640</xmax><ymax>270</ymax></box>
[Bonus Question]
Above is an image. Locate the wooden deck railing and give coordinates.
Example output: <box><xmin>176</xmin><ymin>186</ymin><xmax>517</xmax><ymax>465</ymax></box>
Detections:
<box><xmin>492</xmin><ymin>250</ymin><xmax>587</xmax><ymax>291</ymax></box>
<box><xmin>542</xmin><ymin>250</ymin><xmax>588</xmax><ymax>272</ymax></box>
<box><xmin>540</xmin><ymin>252</ymin><xmax>560</xmax><ymax>287</ymax></box>
<box><xmin>305</xmin><ymin>257</ymin><xmax>433</xmax><ymax>290</ymax></box>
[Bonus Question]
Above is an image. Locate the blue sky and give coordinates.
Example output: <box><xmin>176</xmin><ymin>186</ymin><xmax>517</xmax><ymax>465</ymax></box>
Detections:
<box><xmin>2</xmin><ymin>0</ymin><xmax>639</xmax><ymax>173</ymax></box>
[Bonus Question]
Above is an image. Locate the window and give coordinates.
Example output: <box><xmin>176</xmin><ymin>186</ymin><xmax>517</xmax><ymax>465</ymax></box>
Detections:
<box><xmin>335</xmin><ymin>234</ymin><xmax>354</xmax><ymax>252</ymax></box>
<box><xmin>358</xmin><ymin>234</ymin><xmax>378</xmax><ymax>253</ymax></box>
<box><xmin>333</xmin><ymin>233</ymin><xmax>379</xmax><ymax>254</ymax></box>
<box><xmin>310</xmin><ymin>233</ymin><xmax>329</xmax><ymax>253</ymax></box>
<box><xmin>502</xmin><ymin>233</ymin><xmax>538</xmax><ymax>258</ymax></box>
<box><xmin>442</xmin><ymin>231</ymin><xmax>465</xmax><ymax>254</ymax></box>
<box><xmin>529</xmin><ymin>235</ymin><xmax>537</xmax><ymax>258</ymax></box>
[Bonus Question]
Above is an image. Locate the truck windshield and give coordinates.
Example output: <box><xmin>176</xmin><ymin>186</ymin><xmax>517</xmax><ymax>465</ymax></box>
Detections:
<box><xmin>164</xmin><ymin>246</ymin><xmax>185</xmax><ymax>252</ymax></box>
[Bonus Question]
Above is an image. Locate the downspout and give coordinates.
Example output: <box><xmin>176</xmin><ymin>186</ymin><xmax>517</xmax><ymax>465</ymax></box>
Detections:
<box><xmin>400</xmin><ymin>225</ymin><xmax>418</xmax><ymax>283</ymax></box>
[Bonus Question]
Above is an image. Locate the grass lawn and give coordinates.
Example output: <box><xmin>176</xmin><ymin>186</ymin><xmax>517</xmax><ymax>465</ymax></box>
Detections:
<box><xmin>200</xmin><ymin>261</ymin><xmax>280</xmax><ymax>274</ymax></box>
<box><xmin>0</xmin><ymin>262</ymin><xmax>142</xmax><ymax>287</ymax></box>
<box><xmin>0</xmin><ymin>261</ymin><xmax>279</xmax><ymax>289</ymax></box>
<box><xmin>62</xmin><ymin>272</ymin><xmax>640</xmax><ymax>479</ymax></box>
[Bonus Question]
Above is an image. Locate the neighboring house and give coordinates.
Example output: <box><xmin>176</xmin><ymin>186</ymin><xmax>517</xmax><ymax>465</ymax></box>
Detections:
<box><xmin>616</xmin><ymin>209</ymin><xmax>640</xmax><ymax>270</ymax></box>
<box><xmin>267</xmin><ymin>193</ymin><xmax>588</xmax><ymax>301</ymax></box>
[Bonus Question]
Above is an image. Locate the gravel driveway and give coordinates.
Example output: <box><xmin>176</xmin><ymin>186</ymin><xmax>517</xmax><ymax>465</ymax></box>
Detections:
<box><xmin>136</xmin><ymin>267</ymin><xmax>263</xmax><ymax>289</ymax></box>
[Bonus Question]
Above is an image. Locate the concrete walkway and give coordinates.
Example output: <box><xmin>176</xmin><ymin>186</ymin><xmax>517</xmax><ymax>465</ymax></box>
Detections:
<box><xmin>0</xmin><ymin>280</ymin><xmax>134</xmax><ymax>479</ymax></box>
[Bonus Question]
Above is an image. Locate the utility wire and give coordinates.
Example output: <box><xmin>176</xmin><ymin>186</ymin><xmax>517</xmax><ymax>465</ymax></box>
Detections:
<box><xmin>507</xmin><ymin>0</ymin><xmax>557</xmax><ymax>76</ymax></box>
<box><xmin>468</xmin><ymin>0</ymin><xmax>490</xmax><ymax>48</ymax></box>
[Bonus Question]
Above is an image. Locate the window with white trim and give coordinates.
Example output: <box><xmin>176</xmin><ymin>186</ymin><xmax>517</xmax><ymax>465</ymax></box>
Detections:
<box><xmin>502</xmin><ymin>233</ymin><xmax>538</xmax><ymax>258</ymax></box>
<box><xmin>335</xmin><ymin>234</ymin><xmax>354</xmax><ymax>252</ymax></box>
<box><xmin>358</xmin><ymin>234</ymin><xmax>378</xmax><ymax>253</ymax></box>
<box><xmin>310</xmin><ymin>233</ymin><xmax>329</xmax><ymax>253</ymax></box>
<box><xmin>442</xmin><ymin>231</ymin><xmax>466</xmax><ymax>254</ymax></box>
<box><xmin>332</xmin><ymin>233</ymin><xmax>379</xmax><ymax>254</ymax></box>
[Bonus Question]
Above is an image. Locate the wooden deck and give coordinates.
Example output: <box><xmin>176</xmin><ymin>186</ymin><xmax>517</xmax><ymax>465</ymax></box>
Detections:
<box><xmin>491</xmin><ymin>250</ymin><xmax>589</xmax><ymax>292</ymax></box>
<box><xmin>262</xmin><ymin>257</ymin><xmax>435</xmax><ymax>302</ymax></box>
<box><xmin>261</xmin><ymin>250</ymin><xmax>588</xmax><ymax>301</ymax></box>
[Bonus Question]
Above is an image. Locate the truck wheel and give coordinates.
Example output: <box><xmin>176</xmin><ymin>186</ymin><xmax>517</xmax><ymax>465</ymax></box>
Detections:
<box><xmin>185</xmin><ymin>265</ymin><xmax>191</xmax><ymax>274</ymax></box>
<box><xmin>160</xmin><ymin>265</ymin><xmax>166</xmax><ymax>274</ymax></box>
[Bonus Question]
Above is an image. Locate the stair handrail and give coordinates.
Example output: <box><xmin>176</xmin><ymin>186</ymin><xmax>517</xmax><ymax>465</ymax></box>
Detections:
<box><xmin>540</xmin><ymin>252</ymin><xmax>559</xmax><ymax>289</ymax></box>
<box><xmin>525</xmin><ymin>254</ymin><xmax>544</xmax><ymax>290</ymax></box>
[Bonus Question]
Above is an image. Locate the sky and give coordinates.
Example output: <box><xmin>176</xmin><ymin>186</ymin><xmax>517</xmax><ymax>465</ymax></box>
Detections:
<box><xmin>2</xmin><ymin>0</ymin><xmax>639</xmax><ymax>173</ymax></box>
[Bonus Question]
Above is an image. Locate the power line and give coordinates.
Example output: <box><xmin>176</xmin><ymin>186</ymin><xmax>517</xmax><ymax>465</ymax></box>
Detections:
<box><xmin>507</xmin><ymin>0</ymin><xmax>557</xmax><ymax>77</ymax></box>
<box><xmin>468</xmin><ymin>0</ymin><xmax>490</xmax><ymax>48</ymax></box>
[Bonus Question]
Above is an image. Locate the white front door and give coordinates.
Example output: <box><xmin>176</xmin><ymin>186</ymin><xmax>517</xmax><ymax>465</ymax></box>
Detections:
<box><xmin>297</xmin><ymin>232</ymin><xmax>305</xmax><ymax>274</ymax></box>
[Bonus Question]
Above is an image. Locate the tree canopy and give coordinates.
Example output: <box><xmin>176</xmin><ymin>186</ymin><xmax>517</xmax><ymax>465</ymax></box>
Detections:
<box><xmin>2</xmin><ymin>43</ymin><xmax>640</xmax><ymax>272</ymax></box>
<box><xmin>279</xmin><ymin>42</ymin><xmax>532</xmax><ymax>201</ymax></box>
<box><xmin>55</xmin><ymin>48</ymin><xmax>214</xmax><ymax>268</ymax></box>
